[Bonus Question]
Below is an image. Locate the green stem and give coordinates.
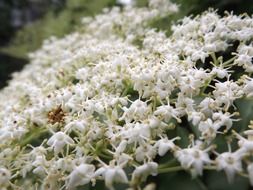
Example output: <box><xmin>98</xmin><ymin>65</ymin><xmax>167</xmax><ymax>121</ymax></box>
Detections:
<box><xmin>203</xmin><ymin>166</ymin><xmax>217</xmax><ymax>170</ymax></box>
<box><xmin>152</xmin><ymin>96</ymin><xmax>157</xmax><ymax>111</ymax></box>
<box><xmin>200</xmin><ymin>76</ymin><xmax>214</xmax><ymax>95</ymax></box>
<box><xmin>158</xmin><ymin>158</ymin><xmax>177</xmax><ymax>168</ymax></box>
<box><xmin>158</xmin><ymin>165</ymin><xmax>249</xmax><ymax>180</ymax></box>
<box><xmin>98</xmin><ymin>153</ymin><xmax>112</xmax><ymax>160</ymax></box>
<box><xmin>97</xmin><ymin>149</ymin><xmax>113</xmax><ymax>160</ymax></box>
<box><xmin>210</xmin><ymin>52</ymin><xmax>218</xmax><ymax>66</ymax></box>
<box><xmin>204</xmin><ymin>165</ymin><xmax>248</xmax><ymax>178</ymax></box>
<box><xmin>122</xmin><ymin>85</ymin><xmax>133</xmax><ymax>96</ymax></box>
<box><xmin>158</xmin><ymin>166</ymin><xmax>184</xmax><ymax>174</ymax></box>
<box><xmin>223</xmin><ymin>56</ymin><xmax>237</xmax><ymax>66</ymax></box>
<box><xmin>19</xmin><ymin>127</ymin><xmax>48</xmax><ymax>147</ymax></box>
<box><xmin>195</xmin><ymin>178</ymin><xmax>208</xmax><ymax>190</ymax></box>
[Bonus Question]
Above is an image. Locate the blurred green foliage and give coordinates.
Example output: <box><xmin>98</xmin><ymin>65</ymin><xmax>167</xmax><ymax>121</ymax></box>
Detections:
<box><xmin>0</xmin><ymin>53</ymin><xmax>27</xmax><ymax>88</ymax></box>
<box><xmin>0</xmin><ymin>1</ymin><xmax>12</xmax><ymax>44</ymax></box>
<box><xmin>0</xmin><ymin>0</ymin><xmax>116</xmax><ymax>59</ymax></box>
<box><xmin>0</xmin><ymin>0</ymin><xmax>65</xmax><ymax>45</ymax></box>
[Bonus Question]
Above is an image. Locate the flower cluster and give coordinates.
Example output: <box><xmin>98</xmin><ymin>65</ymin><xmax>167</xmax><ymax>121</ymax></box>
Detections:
<box><xmin>0</xmin><ymin>0</ymin><xmax>253</xmax><ymax>189</ymax></box>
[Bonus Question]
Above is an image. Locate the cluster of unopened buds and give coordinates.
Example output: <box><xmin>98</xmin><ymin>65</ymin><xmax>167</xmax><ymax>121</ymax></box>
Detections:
<box><xmin>0</xmin><ymin>0</ymin><xmax>253</xmax><ymax>189</ymax></box>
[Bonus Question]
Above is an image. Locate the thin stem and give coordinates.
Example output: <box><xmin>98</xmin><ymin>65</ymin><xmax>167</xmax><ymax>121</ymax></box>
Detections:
<box><xmin>200</xmin><ymin>76</ymin><xmax>215</xmax><ymax>95</ymax></box>
<box><xmin>158</xmin><ymin>166</ymin><xmax>184</xmax><ymax>174</ymax></box>
<box><xmin>97</xmin><ymin>150</ymin><xmax>113</xmax><ymax>160</ymax></box>
<box><xmin>204</xmin><ymin>165</ymin><xmax>248</xmax><ymax>178</ymax></box>
<box><xmin>158</xmin><ymin>158</ymin><xmax>177</xmax><ymax>168</ymax></box>
<box><xmin>210</xmin><ymin>53</ymin><xmax>218</xmax><ymax>66</ymax></box>
<box><xmin>195</xmin><ymin>178</ymin><xmax>208</xmax><ymax>190</ymax></box>
<box><xmin>19</xmin><ymin>127</ymin><xmax>48</xmax><ymax>147</ymax></box>
<box><xmin>203</xmin><ymin>166</ymin><xmax>217</xmax><ymax>170</ymax></box>
<box><xmin>223</xmin><ymin>56</ymin><xmax>237</xmax><ymax>66</ymax></box>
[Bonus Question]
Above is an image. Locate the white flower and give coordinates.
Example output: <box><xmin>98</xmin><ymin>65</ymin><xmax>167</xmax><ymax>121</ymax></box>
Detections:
<box><xmin>149</xmin><ymin>0</ymin><xmax>178</xmax><ymax>16</ymax></box>
<box><xmin>212</xmin><ymin>111</ymin><xmax>238</xmax><ymax>131</ymax></box>
<box><xmin>75</xmin><ymin>68</ymin><xmax>90</xmax><ymax>82</ymax></box>
<box><xmin>243</xmin><ymin>77</ymin><xmax>253</xmax><ymax>97</ymax></box>
<box><xmin>64</xmin><ymin>120</ymin><xmax>87</xmax><ymax>133</ymax></box>
<box><xmin>235</xmin><ymin>54</ymin><xmax>253</xmax><ymax>72</ymax></box>
<box><xmin>94</xmin><ymin>164</ymin><xmax>128</xmax><ymax>190</ymax></box>
<box><xmin>188</xmin><ymin>111</ymin><xmax>205</xmax><ymax>126</ymax></box>
<box><xmin>121</xmin><ymin>122</ymin><xmax>151</xmax><ymax>143</ymax></box>
<box><xmin>143</xmin><ymin>183</ymin><xmax>156</xmax><ymax>190</ymax></box>
<box><xmin>117</xmin><ymin>0</ymin><xmax>134</xmax><ymax>6</ymax></box>
<box><xmin>135</xmin><ymin>144</ymin><xmax>156</xmax><ymax>162</ymax></box>
<box><xmin>47</xmin><ymin>132</ymin><xmax>74</xmax><ymax>154</ymax></box>
<box><xmin>66</xmin><ymin>164</ymin><xmax>95</xmax><ymax>190</ymax></box>
<box><xmin>154</xmin><ymin>103</ymin><xmax>181</xmax><ymax>123</ymax></box>
<box><xmin>115</xmin><ymin>140</ymin><xmax>128</xmax><ymax>156</ymax></box>
<box><xmin>148</xmin><ymin>116</ymin><xmax>167</xmax><ymax>129</ymax></box>
<box><xmin>233</xmin><ymin>129</ymin><xmax>253</xmax><ymax>153</ymax></box>
<box><xmin>216</xmin><ymin>151</ymin><xmax>243</xmax><ymax>183</ymax></box>
<box><xmin>175</xmin><ymin>144</ymin><xmax>211</xmax><ymax>176</ymax></box>
<box><xmin>0</xmin><ymin>168</ymin><xmax>11</xmax><ymax>187</ymax></box>
<box><xmin>211</xmin><ymin>67</ymin><xmax>229</xmax><ymax>79</ymax></box>
<box><xmin>120</xmin><ymin>99</ymin><xmax>151</xmax><ymax>122</ymax></box>
<box><xmin>32</xmin><ymin>155</ymin><xmax>48</xmax><ymax>176</ymax></box>
<box><xmin>213</xmin><ymin>80</ymin><xmax>243</xmax><ymax>110</ymax></box>
<box><xmin>55</xmin><ymin>158</ymin><xmax>74</xmax><ymax>172</ymax></box>
<box><xmin>132</xmin><ymin>162</ymin><xmax>158</xmax><ymax>184</ymax></box>
<box><xmin>198</xmin><ymin>119</ymin><xmax>217</xmax><ymax>140</ymax></box>
<box><xmin>155</xmin><ymin>137</ymin><xmax>180</xmax><ymax>156</ymax></box>
<box><xmin>199</xmin><ymin>97</ymin><xmax>217</xmax><ymax>117</ymax></box>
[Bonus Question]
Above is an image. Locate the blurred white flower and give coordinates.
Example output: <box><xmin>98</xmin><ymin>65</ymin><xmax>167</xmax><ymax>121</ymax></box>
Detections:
<box><xmin>175</xmin><ymin>143</ymin><xmax>211</xmax><ymax>176</ymax></box>
<box><xmin>132</xmin><ymin>162</ymin><xmax>158</xmax><ymax>183</ymax></box>
<box><xmin>47</xmin><ymin>132</ymin><xmax>74</xmax><ymax>154</ymax></box>
<box><xmin>94</xmin><ymin>164</ymin><xmax>128</xmax><ymax>190</ymax></box>
<box><xmin>66</xmin><ymin>164</ymin><xmax>95</xmax><ymax>190</ymax></box>
<box><xmin>117</xmin><ymin>0</ymin><xmax>134</xmax><ymax>6</ymax></box>
<box><xmin>0</xmin><ymin>168</ymin><xmax>11</xmax><ymax>186</ymax></box>
<box><xmin>155</xmin><ymin>137</ymin><xmax>180</xmax><ymax>156</ymax></box>
<box><xmin>216</xmin><ymin>151</ymin><xmax>243</xmax><ymax>183</ymax></box>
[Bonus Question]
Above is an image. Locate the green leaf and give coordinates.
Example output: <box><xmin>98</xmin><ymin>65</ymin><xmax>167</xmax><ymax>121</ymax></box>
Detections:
<box><xmin>176</xmin><ymin>126</ymin><xmax>190</xmax><ymax>148</ymax></box>
<box><xmin>234</xmin><ymin>98</ymin><xmax>253</xmax><ymax>132</ymax></box>
<box><xmin>157</xmin><ymin>171</ymin><xmax>206</xmax><ymax>190</ymax></box>
<box><xmin>205</xmin><ymin>170</ymin><xmax>249</xmax><ymax>190</ymax></box>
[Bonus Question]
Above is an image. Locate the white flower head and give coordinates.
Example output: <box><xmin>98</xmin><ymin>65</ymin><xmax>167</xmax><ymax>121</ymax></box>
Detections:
<box><xmin>1</xmin><ymin>1</ymin><xmax>253</xmax><ymax>189</ymax></box>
